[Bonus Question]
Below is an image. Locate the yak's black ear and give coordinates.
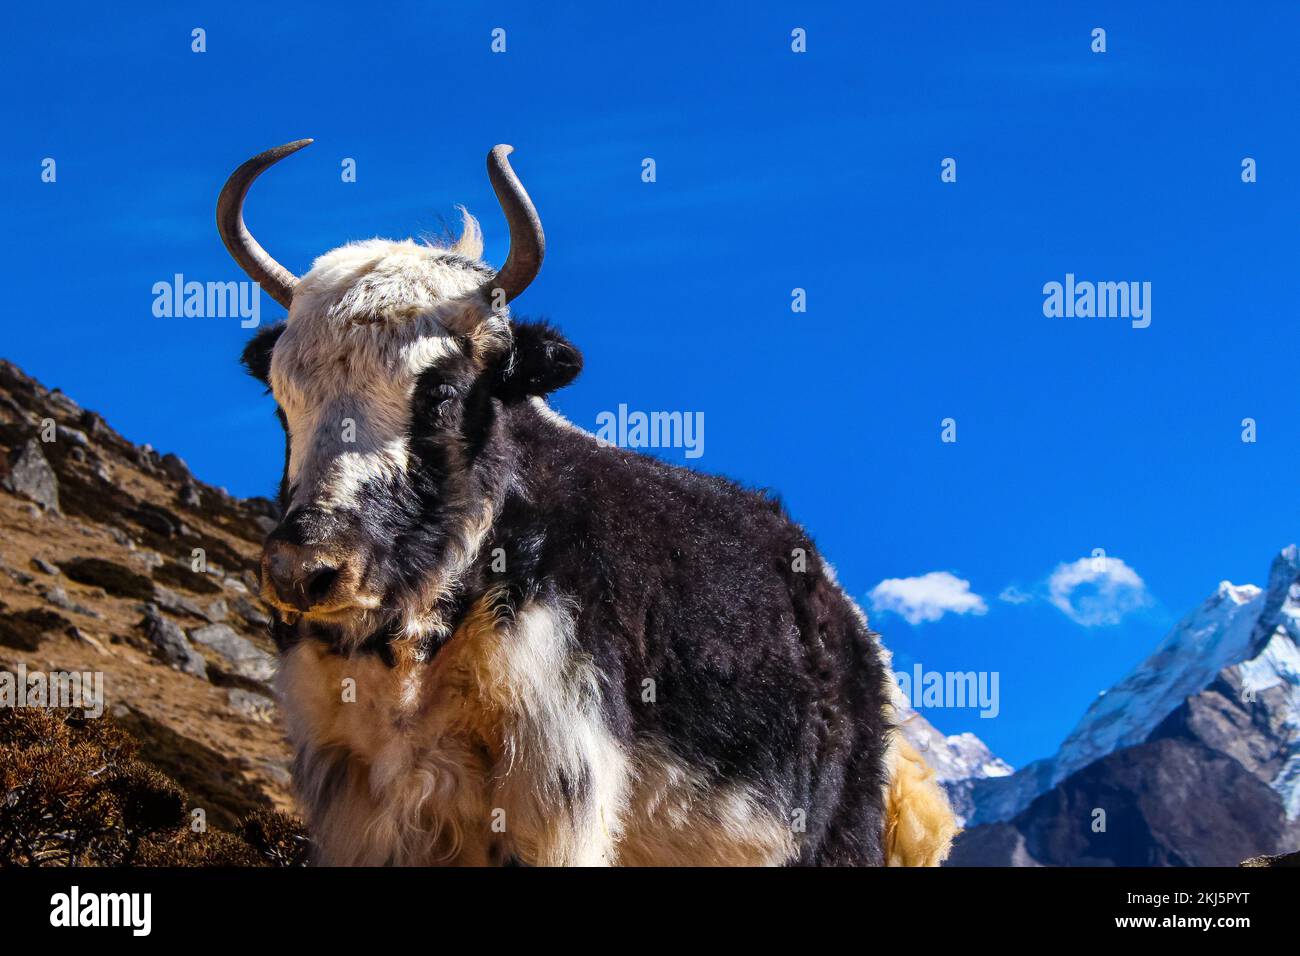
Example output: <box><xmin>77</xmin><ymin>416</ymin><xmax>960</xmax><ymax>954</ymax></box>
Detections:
<box><xmin>492</xmin><ymin>320</ymin><xmax>583</xmax><ymax>402</ymax></box>
<box><xmin>241</xmin><ymin>323</ymin><xmax>286</xmax><ymax>386</ymax></box>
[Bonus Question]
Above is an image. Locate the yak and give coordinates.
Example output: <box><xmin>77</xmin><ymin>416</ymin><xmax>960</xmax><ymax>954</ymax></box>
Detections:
<box><xmin>217</xmin><ymin>140</ymin><xmax>956</xmax><ymax>866</ymax></box>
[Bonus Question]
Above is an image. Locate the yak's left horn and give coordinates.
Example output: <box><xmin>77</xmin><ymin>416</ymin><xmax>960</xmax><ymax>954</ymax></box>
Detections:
<box><xmin>481</xmin><ymin>145</ymin><xmax>545</xmax><ymax>307</ymax></box>
<box><xmin>217</xmin><ymin>139</ymin><xmax>313</xmax><ymax>310</ymax></box>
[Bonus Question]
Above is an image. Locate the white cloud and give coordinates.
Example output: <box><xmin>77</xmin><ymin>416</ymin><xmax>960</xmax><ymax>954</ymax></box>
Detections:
<box><xmin>1047</xmin><ymin>556</ymin><xmax>1151</xmax><ymax>626</ymax></box>
<box><xmin>868</xmin><ymin>572</ymin><xmax>988</xmax><ymax>625</ymax></box>
<box><xmin>998</xmin><ymin>585</ymin><xmax>1033</xmax><ymax>605</ymax></box>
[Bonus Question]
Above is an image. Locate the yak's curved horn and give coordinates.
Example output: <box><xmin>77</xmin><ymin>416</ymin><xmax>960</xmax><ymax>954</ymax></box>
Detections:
<box><xmin>216</xmin><ymin>139</ymin><xmax>313</xmax><ymax>310</ymax></box>
<box><xmin>482</xmin><ymin>145</ymin><xmax>544</xmax><ymax>307</ymax></box>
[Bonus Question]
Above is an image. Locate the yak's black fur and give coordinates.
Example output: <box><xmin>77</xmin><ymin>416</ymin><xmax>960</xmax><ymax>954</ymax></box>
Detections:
<box><xmin>487</xmin><ymin>402</ymin><xmax>892</xmax><ymax>865</ymax></box>
<box><xmin>244</xmin><ymin>318</ymin><xmax>893</xmax><ymax>865</ymax></box>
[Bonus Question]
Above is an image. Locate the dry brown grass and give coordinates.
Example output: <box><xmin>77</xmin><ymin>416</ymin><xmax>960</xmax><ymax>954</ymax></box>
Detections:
<box><xmin>0</xmin><ymin>705</ymin><xmax>309</xmax><ymax>866</ymax></box>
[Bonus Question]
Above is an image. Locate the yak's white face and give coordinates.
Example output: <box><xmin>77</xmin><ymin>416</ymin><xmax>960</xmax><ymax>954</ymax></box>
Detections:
<box><xmin>272</xmin><ymin>233</ymin><xmax>490</xmax><ymax>514</ymax></box>
<box><xmin>248</xmin><ymin>224</ymin><xmax>511</xmax><ymax>633</ymax></box>
<box><xmin>222</xmin><ymin>142</ymin><xmax>560</xmax><ymax>644</ymax></box>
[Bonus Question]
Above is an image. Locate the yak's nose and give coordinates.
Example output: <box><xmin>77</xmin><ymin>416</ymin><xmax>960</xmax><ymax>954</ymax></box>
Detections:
<box><xmin>262</xmin><ymin>539</ymin><xmax>344</xmax><ymax>612</ymax></box>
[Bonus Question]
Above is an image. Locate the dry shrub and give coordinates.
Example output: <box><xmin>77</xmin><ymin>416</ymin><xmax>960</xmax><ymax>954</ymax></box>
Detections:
<box><xmin>0</xmin><ymin>707</ymin><xmax>308</xmax><ymax>866</ymax></box>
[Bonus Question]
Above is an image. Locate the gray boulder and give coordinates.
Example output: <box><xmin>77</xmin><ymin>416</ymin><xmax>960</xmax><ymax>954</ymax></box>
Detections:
<box><xmin>232</xmin><ymin>596</ymin><xmax>271</xmax><ymax>628</ymax></box>
<box><xmin>159</xmin><ymin>452</ymin><xmax>191</xmax><ymax>482</ymax></box>
<box><xmin>131</xmin><ymin>550</ymin><xmax>165</xmax><ymax>571</ymax></box>
<box><xmin>56</xmin><ymin>425</ymin><xmax>89</xmax><ymax>447</ymax></box>
<box><xmin>3</xmin><ymin>439</ymin><xmax>59</xmax><ymax>513</ymax></box>
<box><xmin>227</xmin><ymin>688</ymin><xmax>277</xmax><ymax>724</ymax></box>
<box><xmin>43</xmin><ymin>584</ymin><xmax>102</xmax><ymax>619</ymax></box>
<box><xmin>205</xmin><ymin>597</ymin><xmax>229</xmax><ymax>623</ymax></box>
<box><xmin>190</xmin><ymin>623</ymin><xmax>276</xmax><ymax>683</ymax></box>
<box><xmin>140</xmin><ymin>604</ymin><xmax>207</xmax><ymax>679</ymax></box>
<box><xmin>152</xmin><ymin>584</ymin><xmax>208</xmax><ymax>619</ymax></box>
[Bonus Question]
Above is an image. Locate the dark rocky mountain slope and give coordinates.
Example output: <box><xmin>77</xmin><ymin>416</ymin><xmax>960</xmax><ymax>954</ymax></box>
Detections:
<box><xmin>951</xmin><ymin>550</ymin><xmax>1300</xmax><ymax>866</ymax></box>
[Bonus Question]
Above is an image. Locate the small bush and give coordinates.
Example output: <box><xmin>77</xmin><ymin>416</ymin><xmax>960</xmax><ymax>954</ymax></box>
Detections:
<box><xmin>242</xmin><ymin>809</ymin><xmax>313</xmax><ymax>867</ymax></box>
<box><xmin>133</xmin><ymin>829</ymin><xmax>264</xmax><ymax>867</ymax></box>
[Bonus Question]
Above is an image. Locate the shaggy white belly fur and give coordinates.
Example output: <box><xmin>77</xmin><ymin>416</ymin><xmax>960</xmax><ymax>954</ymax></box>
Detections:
<box><xmin>277</xmin><ymin>600</ymin><xmax>796</xmax><ymax>866</ymax></box>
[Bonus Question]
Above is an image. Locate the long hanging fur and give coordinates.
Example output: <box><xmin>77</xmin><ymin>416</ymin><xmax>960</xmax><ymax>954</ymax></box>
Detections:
<box><xmin>883</xmin><ymin>735</ymin><xmax>959</xmax><ymax>866</ymax></box>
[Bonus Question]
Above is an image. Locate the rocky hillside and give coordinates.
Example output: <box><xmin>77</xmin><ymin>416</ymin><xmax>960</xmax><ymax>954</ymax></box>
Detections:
<box><xmin>0</xmin><ymin>358</ymin><xmax>292</xmax><ymax>834</ymax></box>
<box><xmin>951</xmin><ymin>548</ymin><xmax>1300</xmax><ymax>866</ymax></box>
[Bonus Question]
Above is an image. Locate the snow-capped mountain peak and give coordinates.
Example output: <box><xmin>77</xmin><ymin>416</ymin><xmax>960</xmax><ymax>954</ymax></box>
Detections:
<box><xmin>968</xmin><ymin>546</ymin><xmax>1300</xmax><ymax>827</ymax></box>
<box><xmin>1216</xmin><ymin>580</ymin><xmax>1261</xmax><ymax>605</ymax></box>
<box><xmin>1048</xmin><ymin>574</ymin><xmax>1267</xmax><ymax>788</ymax></box>
<box><xmin>895</xmin><ymin>708</ymin><xmax>1012</xmax><ymax>826</ymax></box>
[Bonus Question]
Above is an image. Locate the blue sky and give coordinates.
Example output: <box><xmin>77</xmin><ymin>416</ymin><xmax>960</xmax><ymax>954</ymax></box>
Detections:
<box><xmin>4</xmin><ymin>1</ymin><xmax>1298</xmax><ymax>767</ymax></box>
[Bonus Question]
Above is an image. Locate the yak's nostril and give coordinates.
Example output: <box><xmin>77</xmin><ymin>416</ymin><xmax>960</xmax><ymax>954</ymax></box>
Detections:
<box><xmin>302</xmin><ymin>566</ymin><xmax>339</xmax><ymax>607</ymax></box>
<box><xmin>264</xmin><ymin>542</ymin><xmax>345</xmax><ymax>612</ymax></box>
<box><xmin>266</xmin><ymin>552</ymin><xmax>297</xmax><ymax>592</ymax></box>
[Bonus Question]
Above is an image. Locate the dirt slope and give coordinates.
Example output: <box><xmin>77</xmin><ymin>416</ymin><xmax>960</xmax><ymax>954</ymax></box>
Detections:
<box><xmin>0</xmin><ymin>358</ymin><xmax>293</xmax><ymax>832</ymax></box>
